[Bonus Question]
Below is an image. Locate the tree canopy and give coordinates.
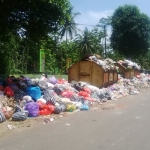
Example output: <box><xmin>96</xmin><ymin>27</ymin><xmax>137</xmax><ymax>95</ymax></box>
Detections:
<box><xmin>75</xmin><ymin>27</ymin><xmax>103</xmax><ymax>59</ymax></box>
<box><xmin>59</xmin><ymin>6</ymin><xmax>80</xmax><ymax>41</ymax></box>
<box><xmin>2</xmin><ymin>2</ymin><xmax>150</xmax><ymax>75</ymax></box>
<box><xmin>110</xmin><ymin>5</ymin><xmax>150</xmax><ymax>58</ymax></box>
<box><xmin>0</xmin><ymin>0</ymin><xmax>71</xmax><ymax>40</ymax></box>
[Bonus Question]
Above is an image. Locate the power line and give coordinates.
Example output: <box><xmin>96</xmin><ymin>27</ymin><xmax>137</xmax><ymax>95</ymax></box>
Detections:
<box><xmin>75</xmin><ymin>23</ymin><xmax>98</xmax><ymax>27</ymax></box>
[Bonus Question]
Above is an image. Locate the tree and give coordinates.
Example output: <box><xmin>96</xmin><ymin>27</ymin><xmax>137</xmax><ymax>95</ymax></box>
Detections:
<box><xmin>110</xmin><ymin>5</ymin><xmax>150</xmax><ymax>58</ymax></box>
<box><xmin>59</xmin><ymin>6</ymin><xmax>80</xmax><ymax>74</ymax></box>
<box><xmin>0</xmin><ymin>0</ymin><xmax>73</xmax><ymax>74</ymax></box>
<box><xmin>98</xmin><ymin>16</ymin><xmax>111</xmax><ymax>57</ymax></box>
<box><xmin>136</xmin><ymin>50</ymin><xmax>150</xmax><ymax>69</ymax></box>
<box><xmin>0</xmin><ymin>32</ymin><xmax>21</xmax><ymax>74</ymax></box>
<box><xmin>59</xmin><ymin>6</ymin><xmax>80</xmax><ymax>43</ymax></box>
<box><xmin>0</xmin><ymin>0</ymin><xmax>71</xmax><ymax>41</ymax></box>
<box><xmin>75</xmin><ymin>27</ymin><xmax>103</xmax><ymax>59</ymax></box>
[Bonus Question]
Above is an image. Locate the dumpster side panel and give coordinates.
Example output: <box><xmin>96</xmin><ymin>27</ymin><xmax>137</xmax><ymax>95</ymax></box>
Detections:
<box><xmin>125</xmin><ymin>71</ymin><xmax>130</xmax><ymax>78</ymax></box>
<box><xmin>134</xmin><ymin>69</ymin><xmax>140</xmax><ymax>77</ymax></box>
<box><xmin>68</xmin><ymin>62</ymin><xmax>79</xmax><ymax>82</ymax></box>
<box><xmin>109</xmin><ymin>71</ymin><xmax>113</xmax><ymax>82</ymax></box>
<box><xmin>113</xmin><ymin>71</ymin><xmax>118</xmax><ymax>82</ymax></box>
<box><xmin>91</xmin><ymin>62</ymin><xmax>104</xmax><ymax>87</ymax></box>
<box><xmin>115</xmin><ymin>63</ymin><xmax>126</xmax><ymax>77</ymax></box>
<box><xmin>130</xmin><ymin>69</ymin><xmax>134</xmax><ymax>78</ymax></box>
<box><xmin>79</xmin><ymin>61</ymin><xmax>92</xmax><ymax>84</ymax></box>
<box><xmin>104</xmin><ymin>72</ymin><xmax>109</xmax><ymax>83</ymax></box>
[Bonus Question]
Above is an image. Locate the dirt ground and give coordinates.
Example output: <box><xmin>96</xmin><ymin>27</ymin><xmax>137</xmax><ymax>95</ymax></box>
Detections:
<box><xmin>0</xmin><ymin>112</ymin><xmax>75</xmax><ymax>139</ymax></box>
<box><xmin>0</xmin><ymin>101</ymin><xmax>103</xmax><ymax>139</ymax></box>
<box><xmin>0</xmin><ymin>101</ymin><xmax>120</xmax><ymax>139</ymax></box>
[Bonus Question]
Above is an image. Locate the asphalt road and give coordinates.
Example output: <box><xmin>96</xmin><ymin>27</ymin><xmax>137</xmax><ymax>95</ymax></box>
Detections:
<box><xmin>0</xmin><ymin>89</ymin><xmax>150</xmax><ymax>150</ymax></box>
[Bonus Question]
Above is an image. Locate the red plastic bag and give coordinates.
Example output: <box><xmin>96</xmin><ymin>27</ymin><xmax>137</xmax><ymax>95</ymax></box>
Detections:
<box><xmin>47</xmin><ymin>104</ymin><xmax>55</xmax><ymax>113</ymax></box>
<box><xmin>82</xmin><ymin>87</ymin><xmax>91</xmax><ymax>94</ymax></box>
<box><xmin>39</xmin><ymin>109</ymin><xmax>50</xmax><ymax>115</ymax></box>
<box><xmin>6</xmin><ymin>78</ymin><xmax>13</xmax><ymax>84</ymax></box>
<box><xmin>4</xmin><ymin>86</ymin><xmax>14</xmax><ymax>97</ymax></box>
<box><xmin>0</xmin><ymin>85</ymin><xmax>4</xmax><ymax>91</ymax></box>
<box><xmin>37</xmin><ymin>101</ymin><xmax>55</xmax><ymax>115</ymax></box>
<box><xmin>37</xmin><ymin>101</ymin><xmax>45</xmax><ymax>110</ymax></box>
<box><xmin>78</xmin><ymin>91</ymin><xmax>90</xmax><ymax>97</ymax></box>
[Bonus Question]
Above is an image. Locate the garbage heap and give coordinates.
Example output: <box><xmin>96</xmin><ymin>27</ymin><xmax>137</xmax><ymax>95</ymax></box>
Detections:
<box><xmin>87</xmin><ymin>55</ymin><xmax>141</xmax><ymax>71</ymax></box>
<box><xmin>85</xmin><ymin>55</ymin><xmax>119</xmax><ymax>71</ymax></box>
<box><xmin>117</xmin><ymin>59</ymin><xmax>141</xmax><ymax>70</ymax></box>
<box><xmin>0</xmin><ymin>73</ymin><xmax>150</xmax><ymax>123</ymax></box>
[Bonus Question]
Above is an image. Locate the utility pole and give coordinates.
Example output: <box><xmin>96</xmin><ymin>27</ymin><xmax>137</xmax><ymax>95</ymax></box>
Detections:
<box><xmin>104</xmin><ymin>25</ymin><xmax>107</xmax><ymax>58</ymax></box>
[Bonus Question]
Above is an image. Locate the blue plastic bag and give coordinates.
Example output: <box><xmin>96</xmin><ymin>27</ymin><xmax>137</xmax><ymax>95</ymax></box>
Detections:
<box><xmin>27</xmin><ymin>86</ymin><xmax>41</xmax><ymax>101</ymax></box>
<box><xmin>80</xmin><ymin>104</ymin><xmax>89</xmax><ymax>111</ymax></box>
<box><xmin>24</xmin><ymin>102</ymin><xmax>39</xmax><ymax>117</ymax></box>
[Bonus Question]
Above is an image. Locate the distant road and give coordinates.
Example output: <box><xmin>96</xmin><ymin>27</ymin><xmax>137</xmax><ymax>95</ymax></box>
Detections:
<box><xmin>0</xmin><ymin>89</ymin><xmax>150</xmax><ymax>150</ymax></box>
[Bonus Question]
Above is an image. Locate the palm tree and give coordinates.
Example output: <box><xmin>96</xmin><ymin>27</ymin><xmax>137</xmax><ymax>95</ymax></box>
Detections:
<box><xmin>59</xmin><ymin>6</ymin><xmax>80</xmax><ymax>44</ymax></box>
<box><xmin>97</xmin><ymin>16</ymin><xmax>111</xmax><ymax>57</ymax></box>
<box><xmin>59</xmin><ymin>6</ymin><xmax>80</xmax><ymax>74</ymax></box>
<box><xmin>75</xmin><ymin>27</ymin><xmax>103</xmax><ymax>59</ymax></box>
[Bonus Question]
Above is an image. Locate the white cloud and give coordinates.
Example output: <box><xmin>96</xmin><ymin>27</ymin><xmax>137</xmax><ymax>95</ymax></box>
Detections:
<box><xmin>75</xmin><ymin>10</ymin><xmax>113</xmax><ymax>31</ymax></box>
<box><xmin>88</xmin><ymin>10</ymin><xmax>113</xmax><ymax>20</ymax></box>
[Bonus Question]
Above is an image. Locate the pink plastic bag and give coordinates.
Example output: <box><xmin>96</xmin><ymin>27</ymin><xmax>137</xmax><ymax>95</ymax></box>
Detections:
<box><xmin>61</xmin><ymin>90</ymin><xmax>73</xmax><ymax>98</ymax></box>
<box><xmin>57</xmin><ymin>79</ymin><xmax>67</xmax><ymax>84</ymax></box>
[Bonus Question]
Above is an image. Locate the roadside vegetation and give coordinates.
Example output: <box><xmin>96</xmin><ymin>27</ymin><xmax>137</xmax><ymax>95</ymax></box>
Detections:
<box><xmin>0</xmin><ymin>1</ymin><xmax>150</xmax><ymax>75</ymax></box>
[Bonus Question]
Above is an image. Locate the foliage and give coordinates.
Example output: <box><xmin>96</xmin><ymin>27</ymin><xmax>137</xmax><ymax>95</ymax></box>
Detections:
<box><xmin>98</xmin><ymin>16</ymin><xmax>112</xmax><ymax>57</ymax></box>
<box><xmin>0</xmin><ymin>0</ymin><xmax>73</xmax><ymax>74</ymax></box>
<box><xmin>110</xmin><ymin>5</ymin><xmax>150</xmax><ymax>58</ymax></box>
<box><xmin>75</xmin><ymin>27</ymin><xmax>104</xmax><ymax>59</ymax></box>
<box><xmin>1</xmin><ymin>2</ymin><xmax>150</xmax><ymax>75</ymax></box>
<box><xmin>107</xmin><ymin>50</ymin><xmax>125</xmax><ymax>61</ymax></box>
<box><xmin>0</xmin><ymin>32</ymin><xmax>22</xmax><ymax>74</ymax></box>
<box><xmin>59</xmin><ymin>6</ymin><xmax>80</xmax><ymax>41</ymax></box>
<box><xmin>136</xmin><ymin>51</ymin><xmax>150</xmax><ymax>69</ymax></box>
<box><xmin>0</xmin><ymin>0</ymin><xmax>71</xmax><ymax>41</ymax></box>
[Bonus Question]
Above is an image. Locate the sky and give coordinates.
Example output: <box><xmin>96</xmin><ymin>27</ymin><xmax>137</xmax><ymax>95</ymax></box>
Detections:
<box><xmin>70</xmin><ymin>0</ymin><xmax>150</xmax><ymax>31</ymax></box>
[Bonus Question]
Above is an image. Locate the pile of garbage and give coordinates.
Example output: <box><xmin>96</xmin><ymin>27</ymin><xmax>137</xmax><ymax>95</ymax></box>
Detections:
<box><xmin>84</xmin><ymin>55</ymin><xmax>118</xmax><ymax>71</ymax></box>
<box><xmin>84</xmin><ymin>55</ymin><xmax>141</xmax><ymax>71</ymax></box>
<box><xmin>118</xmin><ymin>59</ymin><xmax>141</xmax><ymax>70</ymax></box>
<box><xmin>0</xmin><ymin>73</ymin><xmax>150</xmax><ymax>124</ymax></box>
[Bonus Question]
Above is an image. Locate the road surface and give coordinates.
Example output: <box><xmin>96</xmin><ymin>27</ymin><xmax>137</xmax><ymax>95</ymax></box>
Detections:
<box><xmin>0</xmin><ymin>89</ymin><xmax>150</xmax><ymax>150</ymax></box>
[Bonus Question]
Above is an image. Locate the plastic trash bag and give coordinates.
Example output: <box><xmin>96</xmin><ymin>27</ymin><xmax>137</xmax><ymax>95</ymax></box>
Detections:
<box><xmin>54</xmin><ymin>104</ymin><xmax>66</xmax><ymax>114</ymax></box>
<box><xmin>38</xmin><ymin>103</ymin><xmax>55</xmax><ymax>116</ymax></box>
<box><xmin>0</xmin><ymin>110</ymin><xmax>6</xmax><ymax>123</ymax></box>
<box><xmin>49</xmin><ymin>76</ymin><xmax>57</xmax><ymax>85</ymax></box>
<box><xmin>24</xmin><ymin>102</ymin><xmax>39</xmax><ymax>117</ymax></box>
<box><xmin>12</xmin><ymin>112</ymin><xmax>27</xmax><ymax>121</ymax></box>
<box><xmin>4</xmin><ymin>86</ymin><xmax>14</xmax><ymax>97</ymax></box>
<box><xmin>61</xmin><ymin>90</ymin><xmax>73</xmax><ymax>98</ymax></box>
<box><xmin>27</xmin><ymin>86</ymin><xmax>41</xmax><ymax>101</ymax></box>
<box><xmin>80</xmin><ymin>104</ymin><xmax>89</xmax><ymax>111</ymax></box>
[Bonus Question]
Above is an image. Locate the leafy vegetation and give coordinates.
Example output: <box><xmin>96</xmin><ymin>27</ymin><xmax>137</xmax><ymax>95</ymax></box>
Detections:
<box><xmin>110</xmin><ymin>5</ymin><xmax>150</xmax><ymax>58</ymax></box>
<box><xmin>0</xmin><ymin>2</ymin><xmax>150</xmax><ymax>75</ymax></box>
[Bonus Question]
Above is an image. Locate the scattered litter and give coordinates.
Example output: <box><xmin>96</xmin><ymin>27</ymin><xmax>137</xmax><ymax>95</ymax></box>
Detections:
<box><xmin>7</xmin><ymin>124</ymin><xmax>15</xmax><ymax>130</ymax></box>
<box><xmin>65</xmin><ymin>123</ymin><xmax>71</xmax><ymax>126</ymax></box>
<box><xmin>50</xmin><ymin>117</ymin><xmax>54</xmax><ymax>122</ymax></box>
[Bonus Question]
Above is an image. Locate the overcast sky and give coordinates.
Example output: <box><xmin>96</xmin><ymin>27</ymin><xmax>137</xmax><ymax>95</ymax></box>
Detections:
<box><xmin>70</xmin><ymin>0</ymin><xmax>150</xmax><ymax>31</ymax></box>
